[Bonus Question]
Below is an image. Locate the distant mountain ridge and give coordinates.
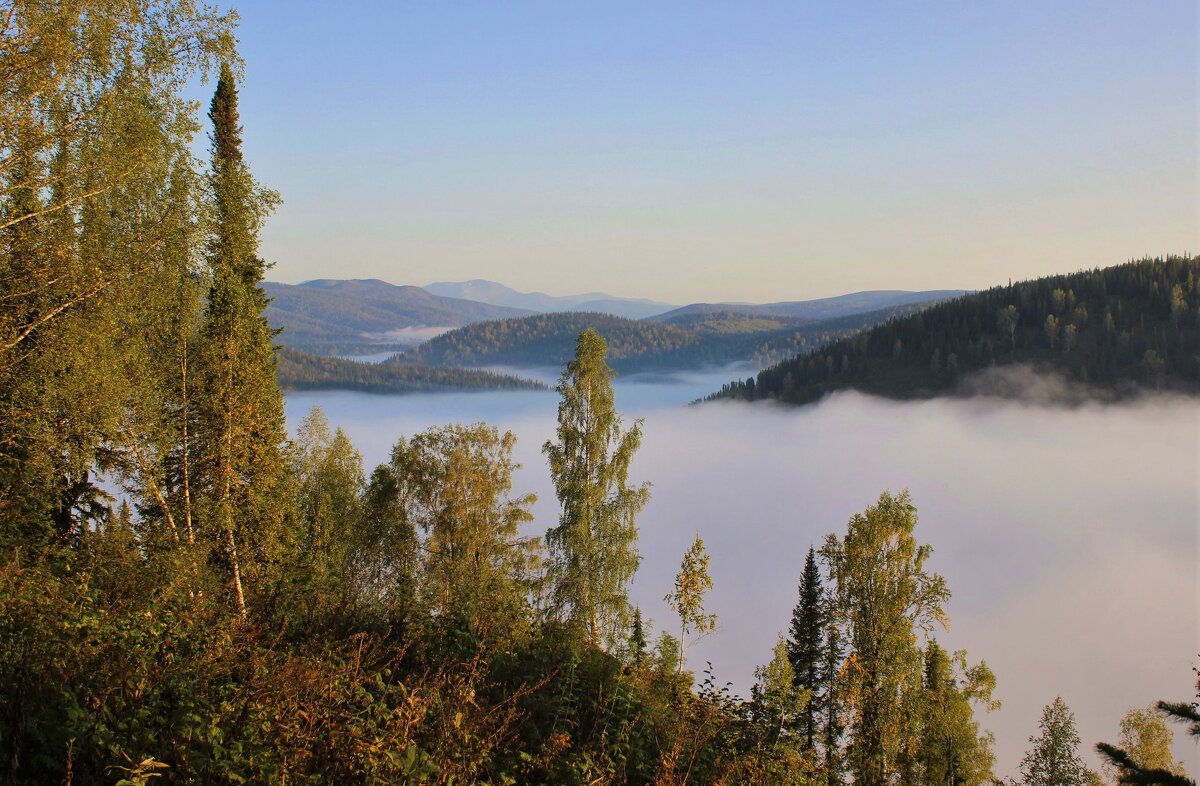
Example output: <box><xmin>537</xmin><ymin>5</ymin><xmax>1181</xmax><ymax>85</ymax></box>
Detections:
<box><xmin>425</xmin><ymin>279</ymin><xmax>677</xmax><ymax>320</ymax></box>
<box><xmin>264</xmin><ymin>277</ymin><xmax>968</xmax><ymax>373</ymax></box>
<box><xmin>651</xmin><ymin>290</ymin><xmax>966</xmax><ymax>324</ymax></box>
<box><xmin>264</xmin><ymin>279</ymin><xmax>533</xmax><ymax>354</ymax></box>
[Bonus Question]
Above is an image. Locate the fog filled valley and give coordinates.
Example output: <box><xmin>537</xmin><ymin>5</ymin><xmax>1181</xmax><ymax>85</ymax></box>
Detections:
<box><xmin>4</xmin><ymin>2</ymin><xmax>1198</xmax><ymax>784</ymax></box>
<box><xmin>286</xmin><ymin>366</ymin><xmax>1199</xmax><ymax>780</ymax></box>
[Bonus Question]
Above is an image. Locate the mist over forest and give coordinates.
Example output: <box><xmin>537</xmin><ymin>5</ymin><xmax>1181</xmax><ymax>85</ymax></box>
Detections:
<box><xmin>2</xmin><ymin>1</ymin><xmax>1195</xmax><ymax>784</ymax></box>
<box><xmin>285</xmin><ymin>367</ymin><xmax>1199</xmax><ymax>780</ymax></box>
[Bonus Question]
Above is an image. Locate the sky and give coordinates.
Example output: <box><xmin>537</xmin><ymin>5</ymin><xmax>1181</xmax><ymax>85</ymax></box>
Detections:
<box><xmin>226</xmin><ymin>1</ymin><xmax>1198</xmax><ymax>304</ymax></box>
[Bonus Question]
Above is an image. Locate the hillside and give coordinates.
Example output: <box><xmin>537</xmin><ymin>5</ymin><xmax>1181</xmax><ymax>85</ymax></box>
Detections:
<box><xmin>707</xmin><ymin>256</ymin><xmax>1199</xmax><ymax>404</ymax></box>
<box><xmin>276</xmin><ymin>347</ymin><xmax>547</xmax><ymax>394</ymax></box>
<box><xmin>264</xmin><ymin>280</ymin><xmax>533</xmax><ymax>354</ymax></box>
<box><xmin>425</xmin><ymin>279</ymin><xmax>677</xmax><ymax>319</ymax></box>
<box><xmin>392</xmin><ymin>306</ymin><xmax>933</xmax><ymax>373</ymax></box>
<box><xmin>393</xmin><ymin>312</ymin><xmax>703</xmax><ymax>371</ymax></box>
<box><xmin>651</xmin><ymin>289</ymin><xmax>965</xmax><ymax>324</ymax></box>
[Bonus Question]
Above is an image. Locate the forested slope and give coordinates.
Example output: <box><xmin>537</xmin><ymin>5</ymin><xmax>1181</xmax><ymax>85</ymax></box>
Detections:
<box><xmin>393</xmin><ymin>306</ymin><xmax>934</xmax><ymax>373</ymax></box>
<box><xmin>277</xmin><ymin>347</ymin><xmax>547</xmax><ymax>393</ymax></box>
<box><xmin>650</xmin><ymin>289</ymin><xmax>964</xmax><ymax>324</ymax></box>
<box><xmin>708</xmin><ymin>257</ymin><xmax>1199</xmax><ymax>404</ymax></box>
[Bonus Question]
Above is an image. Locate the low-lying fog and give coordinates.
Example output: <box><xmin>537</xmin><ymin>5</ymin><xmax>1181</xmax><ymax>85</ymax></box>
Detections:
<box><xmin>285</xmin><ymin>365</ymin><xmax>1198</xmax><ymax>778</ymax></box>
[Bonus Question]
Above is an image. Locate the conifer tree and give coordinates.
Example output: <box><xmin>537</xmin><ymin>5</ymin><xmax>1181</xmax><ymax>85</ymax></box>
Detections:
<box><xmin>195</xmin><ymin>63</ymin><xmax>287</xmax><ymax>616</ymax></box>
<box><xmin>788</xmin><ymin>546</ymin><xmax>826</xmax><ymax>753</ymax></box>
<box><xmin>630</xmin><ymin>607</ymin><xmax>648</xmax><ymax>667</ymax></box>
<box><xmin>543</xmin><ymin>328</ymin><xmax>650</xmax><ymax>648</ymax></box>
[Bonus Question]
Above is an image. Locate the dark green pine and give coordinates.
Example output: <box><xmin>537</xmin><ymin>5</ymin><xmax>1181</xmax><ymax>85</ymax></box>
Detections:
<box><xmin>788</xmin><ymin>546</ymin><xmax>825</xmax><ymax>752</ymax></box>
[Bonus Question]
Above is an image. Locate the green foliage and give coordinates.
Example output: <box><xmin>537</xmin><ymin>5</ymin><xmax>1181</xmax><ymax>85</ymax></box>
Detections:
<box><xmin>916</xmin><ymin>641</ymin><xmax>999</xmax><ymax>786</ymax></box>
<box><xmin>383</xmin><ymin>422</ymin><xmax>541</xmax><ymax>641</ymax></box>
<box><xmin>788</xmin><ymin>547</ymin><xmax>826</xmax><ymax>754</ymax></box>
<box><xmin>394</xmin><ymin>307</ymin><xmax>920</xmax><ymax>375</ymax></box>
<box><xmin>712</xmin><ymin>257</ymin><xmax>1200</xmax><ymax>404</ymax></box>
<box><xmin>1097</xmin><ymin>700</ymin><xmax>1196</xmax><ymax>786</ymax></box>
<box><xmin>276</xmin><ymin>346</ymin><xmax>548</xmax><ymax>393</ymax></box>
<box><xmin>749</xmin><ymin>637</ymin><xmax>813</xmax><ymax>780</ymax></box>
<box><xmin>543</xmin><ymin>329</ymin><xmax>650</xmax><ymax>649</ymax></box>
<box><xmin>1</xmin><ymin>4</ymin><xmax>1146</xmax><ymax>784</ymax></box>
<box><xmin>665</xmin><ymin>535</ymin><xmax>717</xmax><ymax>670</ymax></box>
<box><xmin>192</xmin><ymin>63</ymin><xmax>290</xmax><ymax>617</ymax></box>
<box><xmin>820</xmin><ymin>491</ymin><xmax>952</xmax><ymax>786</ymax></box>
<box><xmin>1021</xmin><ymin>698</ymin><xmax>1090</xmax><ymax>786</ymax></box>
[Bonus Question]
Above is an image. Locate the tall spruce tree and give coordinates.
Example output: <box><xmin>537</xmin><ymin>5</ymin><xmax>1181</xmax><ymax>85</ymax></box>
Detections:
<box><xmin>543</xmin><ymin>328</ymin><xmax>650</xmax><ymax>648</ymax></box>
<box><xmin>195</xmin><ymin>63</ymin><xmax>287</xmax><ymax>616</ymax></box>
<box><xmin>788</xmin><ymin>546</ymin><xmax>826</xmax><ymax>754</ymax></box>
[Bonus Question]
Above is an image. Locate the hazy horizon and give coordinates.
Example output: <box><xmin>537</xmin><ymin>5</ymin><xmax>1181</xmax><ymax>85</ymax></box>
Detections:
<box><xmin>227</xmin><ymin>1</ymin><xmax>1196</xmax><ymax>303</ymax></box>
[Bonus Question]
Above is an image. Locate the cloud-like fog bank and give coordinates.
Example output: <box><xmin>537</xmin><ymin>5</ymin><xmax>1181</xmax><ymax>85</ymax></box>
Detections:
<box><xmin>286</xmin><ymin>375</ymin><xmax>1198</xmax><ymax>779</ymax></box>
<box><xmin>364</xmin><ymin>325</ymin><xmax>455</xmax><ymax>344</ymax></box>
<box><xmin>955</xmin><ymin>364</ymin><xmax>1138</xmax><ymax>405</ymax></box>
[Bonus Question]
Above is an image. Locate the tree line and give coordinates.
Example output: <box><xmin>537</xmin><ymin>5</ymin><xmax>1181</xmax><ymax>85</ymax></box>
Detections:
<box><xmin>390</xmin><ymin>308</ymin><xmax>909</xmax><ymax>375</ymax></box>
<box><xmin>276</xmin><ymin>346</ymin><xmax>548</xmax><ymax>394</ymax></box>
<box><xmin>709</xmin><ymin>257</ymin><xmax>1200</xmax><ymax>405</ymax></box>
<box><xmin>0</xmin><ymin>3</ymin><xmax>1193</xmax><ymax>784</ymax></box>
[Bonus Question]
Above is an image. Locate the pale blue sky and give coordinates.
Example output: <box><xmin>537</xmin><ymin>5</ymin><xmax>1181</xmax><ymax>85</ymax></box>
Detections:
<box><xmin>226</xmin><ymin>1</ymin><xmax>1196</xmax><ymax>303</ymax></box>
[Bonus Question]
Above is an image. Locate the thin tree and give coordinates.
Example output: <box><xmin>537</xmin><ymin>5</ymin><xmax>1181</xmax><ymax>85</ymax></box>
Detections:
<box><xmin>543</xmin><ymin>328</ymin><xmax>650</xmax><ymax>648</ymax></box>
<box><xmin>665</xmin><ymin>535</ymin><xmax>717</xmax><ymax>671</ymax></box>
<box><xmin>1020</xmin><ymin>697</ymin><xmax>1089</xmax><ymax>786</ymax></box>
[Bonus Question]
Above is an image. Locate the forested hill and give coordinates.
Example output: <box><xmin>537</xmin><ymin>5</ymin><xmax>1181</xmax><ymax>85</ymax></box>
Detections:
<box><xmin>394</xmin><ymin>312</ymin><xmax>701</xmax><ymax>371</ymax></box>
<box><xmin>390</xmin><ymin>307</ymin><xmax>929</xmax><ymax>373</ymax></box>
<box><xmin>649</xmin><ymin>289</ymin><xmax>964</xmax><ymax>324</ymax></box>
<box><xmin>276</xmin><ymin>347</ymin><xmax>547</xmax><ymax>394</ymax></box>
<box><xmin>707</xmin><ymin>256</ymin><xmax>1200</xmax><ymax>404</ymax></box>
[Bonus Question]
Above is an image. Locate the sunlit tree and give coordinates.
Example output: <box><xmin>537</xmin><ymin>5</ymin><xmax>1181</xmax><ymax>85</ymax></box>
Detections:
<box><xmin>543</xmin><ymin>328</ymin><xmax>650</xmax><ymax>648</ymax></box>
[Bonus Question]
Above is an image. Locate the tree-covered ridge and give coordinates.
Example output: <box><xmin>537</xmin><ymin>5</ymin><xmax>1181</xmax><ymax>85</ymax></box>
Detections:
<box><xmin>392</xmin><ymin>306</ymin><xmax>933</xmax><ymax>373</ymax></box>
<box><xmin>648</xmin><ymin>289</ymin><xmax>965</xmax><ymax>324</ymax></box>
<box><xmin>708</xmin><ymin>257</ymin><xmax>1200</xmax><ymax>405</ymax></box>
<box><xmin>395</xmin><ymin>311</ymin><xmax>703</xmax><ymax>370</ymax></box>
<box><xmin>277</xmin><ymin>346</ymin><xmax>548</xmax><ymax>393</ymax></box>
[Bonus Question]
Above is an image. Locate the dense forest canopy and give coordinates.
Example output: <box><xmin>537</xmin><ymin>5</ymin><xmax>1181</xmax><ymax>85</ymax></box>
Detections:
<box><xmin>708</xmin><ymin>257</ymin><xmax>1200</xmax><ymax>405</ymax></box>
<box><xmin>0</xmin><ymin>3</ymin><xmax>1193</xmax><ymax>785</ymax></box>
<box><xmin>391</xmin><ymin>305</ymin><xmax>936</xmax><ymax>374</ymax></box>
<box><xmin>276</xmin><ymin>346</ymin><xmax>548</xmax><ymax>394</ymax></box>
